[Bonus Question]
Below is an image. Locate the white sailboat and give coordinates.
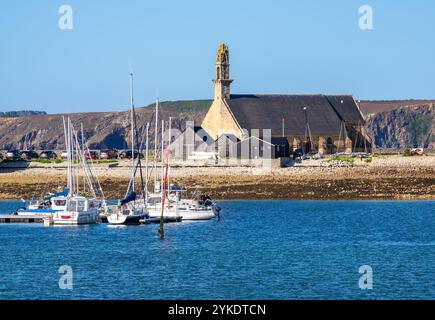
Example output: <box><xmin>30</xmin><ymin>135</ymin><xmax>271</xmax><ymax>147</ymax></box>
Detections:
<box><xmin>108</xmin><ymin>72</ymin><xmax>148</xmax><ymax>225</ymax></box>
<box><xmin>146</xmin><ymin>187</ymin><xmax>218</xmax><ymax>220</ymax></box>
<box><xmin>20</xmin><ymin>117</ymin><xmax>106</xmax><ymax>221</ymax></box>
<box><xmin>49</xmin><ymin>117</ymin><xmax>100</xmax><ymax>225</ymax></box>
<box><xmin>147</xmin><ymin>117</ymin><xmax>220</xmax><ymax>220</ymax></box>
<box><xmin>107</xmin><ymin>200</ymin><xmax>145</xmax><ymax>225</ymax></box>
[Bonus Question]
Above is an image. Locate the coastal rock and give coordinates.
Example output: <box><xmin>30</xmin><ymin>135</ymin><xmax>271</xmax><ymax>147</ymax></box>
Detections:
<box><xmin>366</xmin><ymin>103</ymin><xmax>434</xmax><ymax>149</ymax></box>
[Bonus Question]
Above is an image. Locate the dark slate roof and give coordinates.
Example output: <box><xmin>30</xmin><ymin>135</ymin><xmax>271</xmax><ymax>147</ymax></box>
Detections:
<box><xmin>184</xmin><ymin>126</ymin><xmax>214</xmax><ymax>145</ymax></box>
<box><xmin>216</xmin><ymin>133</ymin><xmax>240</xmax><ymax>143</ymax></box>
<box><xmin>325</xmin><ymin>95</ymin><xmax>364</xmax><ymax>124</ymax></box>
<box><xmin>193</xmin><ymin>126</ymin><xmax>203</xmax><ymax>132</ymax></box>
<box><xmin>237</xmin><ymin>135</ymin><xmax>275</xmax><ymax>146</ymax></box>
<box><xmin>226</xmin><ymin>94</ymin><xmax>364</xmax><ymax>136</ymax></box>
<box><xmin>237</xmin><ymin>136</ymin><xmax>289</xmax><ymax>147</ymax></box>
<box><xmin>271</xmin><ymin>137</ymin><xmax>290</xmax><ymax>146</ymax></box>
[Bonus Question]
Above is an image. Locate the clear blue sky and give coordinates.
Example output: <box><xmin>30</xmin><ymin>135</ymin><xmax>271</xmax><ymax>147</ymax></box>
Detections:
<box><xmin>1</xmin><ymin>0</ymin><xmax>434</xmax><ymax>114</ymax></box>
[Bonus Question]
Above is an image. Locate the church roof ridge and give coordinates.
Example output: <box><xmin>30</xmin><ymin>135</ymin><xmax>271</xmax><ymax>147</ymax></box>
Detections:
<box><xmin>230</xmin><ymin>93</ymin><xmax>354</xmax><ymax>97</ymax></box>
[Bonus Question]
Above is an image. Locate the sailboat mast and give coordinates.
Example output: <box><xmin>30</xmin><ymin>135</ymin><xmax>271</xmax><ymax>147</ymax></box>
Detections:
<box><xmin>71</xmin><ymin>120</ymin><xmax>78</xmax><ymax>195</ymax></box>
<box><xmin>67</xmin><ymin>117</ymin><xmax>73</xmax><ymax>195</ymax></box>
<box><xmin>75</xmin><ymin>129</ymin><xmax>80</xmax><ymax>195</ymax></box>
<box><xmin>153</xmin><ymin>99</ymin><xmax>159</xmax><ymax>191</ymax></box>
<box><xmin>167</xmin><ymin>117</ymin><xmax>172</xmax><ymax>205</ymax></box>
<box><xmin>130</xmin><ymin>72</ymin><xmax>135</xmax><ymax>192</ymax></box>
<box><xmin>145</xmin><ymin>122</ymin><xmax>150</xmax><ymax>202</ymax></box>
<box><xmin>161</xmin><ymin>119</ymin><xmax>164</xmax><ymax>187</ymax></box>
<box><xmin>81</xmin><ymin>123</ymin><xmax>86</xmax><ymax>194</ymax></box>
<box><xmin>62</xmin><ymin>116</ymin><xmax>71</xmax><ymax>189</ymax></box>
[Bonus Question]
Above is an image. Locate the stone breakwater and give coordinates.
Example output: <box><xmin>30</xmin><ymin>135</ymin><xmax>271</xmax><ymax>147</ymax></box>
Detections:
<box><xmin>0</xmin><ymin>156</ymin><xmax>434</xmax><ymax>200</ymax></box>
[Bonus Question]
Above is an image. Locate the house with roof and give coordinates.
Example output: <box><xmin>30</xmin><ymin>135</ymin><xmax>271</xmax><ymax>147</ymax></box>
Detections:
<box><xmin>169</xmin><ymin>123</ymin><xmax>214</xmax><ymax>159</ymax></box>
<box><xmin>200</xmin><ymin>44</ymin><xmax>372</xmax><ymax>156</ymax></box>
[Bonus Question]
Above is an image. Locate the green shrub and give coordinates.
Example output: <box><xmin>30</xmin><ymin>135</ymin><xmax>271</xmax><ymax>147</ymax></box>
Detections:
<box><xmin>325</xmin><ymin>155</ymin><xmax>355</xmax><ymax>166</ymax></box>
<box><xmin>33</xmin><ymin>158</ymin><xmax>63</xmax><ymax>164</ymax></box>
<box><xmin>402</xmin><ymin>148</ymin><xmax>412</xmax><ymax>157</ymax></box>
<box><xmin>33</xmin><ymin>158</ymin><xmax>51</xmax><ymax>164</ymax></box>
<box><xmin>406</xmin><ymin>113</ymin><xmax>433</xmax><ymax>147</ymax></box>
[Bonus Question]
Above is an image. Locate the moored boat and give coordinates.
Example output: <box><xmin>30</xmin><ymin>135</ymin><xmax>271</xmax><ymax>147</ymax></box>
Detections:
<box><xmin>147</xmin><ymin>188</ymin><xmax>219</xmax><ymax>221</ymax></box>
<box><xmin>107</xmin><ymin>73</ymin><xmax>148</xmax><ymax>226</ymax></box>
<box><xmin>15</xmin><ymin>190</ymin><xmax>69</xmax><ymax>216</ymax></box>
<box><xmin>107</xmin><ymin>194</ymin><xmax>146</xmax><ymax>225</ymax></box>
<box><xmin>107</xmin><ymin>207</ymin><xmax>144</xmax><ymax>225</ymax></box>
<box><xmin>51</xmin><ymin>196</ymin><xmax>100</xmax><ymax>225</ymax></box>
<box><xmin>48</xmin><ymin>116</ymin><xmax>105</xmax><ymax>226</ymax></box>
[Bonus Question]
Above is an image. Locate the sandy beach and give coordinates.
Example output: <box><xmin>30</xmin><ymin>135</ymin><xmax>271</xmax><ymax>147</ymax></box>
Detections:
<box><xmin>0</xmin><ymin>155</ymin><xmax>434</xmax><ymax>201</ymax></box>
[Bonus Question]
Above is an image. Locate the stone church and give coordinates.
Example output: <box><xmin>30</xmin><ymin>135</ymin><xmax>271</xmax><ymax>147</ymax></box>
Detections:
<box><xmin>200</xmin><ymin>44</ymin><xmax>372</xmax><ymax>156</ymax></box>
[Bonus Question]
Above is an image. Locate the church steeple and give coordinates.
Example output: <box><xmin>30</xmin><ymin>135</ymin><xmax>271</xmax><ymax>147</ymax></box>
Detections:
<box><xmin>213</xmin><ymin>43</ymin><xmax>233</xmax><ymax>100</ymax></box>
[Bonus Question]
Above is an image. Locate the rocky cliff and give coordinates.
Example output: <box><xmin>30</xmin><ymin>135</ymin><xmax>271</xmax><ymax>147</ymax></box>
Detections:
<box><xmin>0</xmin><ymin>100</ymin><xmax>433</xmax><ymax>151</ymax></box>
<box><xmin>366</xmin><ymin>103</ymin><xmax>434</xmax><ymax>149</ymax></box>
<box><xmin>0</xmin><ymin>101</ymin><xmax>210</xmax><ymax>150</ymax></box>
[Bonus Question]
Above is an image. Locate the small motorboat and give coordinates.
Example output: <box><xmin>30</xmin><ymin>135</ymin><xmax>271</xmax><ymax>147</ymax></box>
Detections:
<box><xmin>51</xmin><ymin>196</ymin><xmax>100</xmax><ymax>225</ymax></box>
<box><xmin>15</xmin><ymin>190</ymin><xmax>69</xmax><ymax>216</ymax></box>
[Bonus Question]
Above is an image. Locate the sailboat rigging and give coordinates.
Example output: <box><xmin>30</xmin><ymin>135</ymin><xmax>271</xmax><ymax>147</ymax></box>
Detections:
<box><xmin>108</xmin><ymin>72</ymin><xmax>148</xmax><ymax>225</ymax></box>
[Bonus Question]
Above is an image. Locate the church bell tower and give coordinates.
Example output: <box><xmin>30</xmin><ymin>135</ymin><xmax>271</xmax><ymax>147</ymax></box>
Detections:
<box><xmin>213</xmin><ymin>43</ymin><xmax>233</xmax><ymax>100</ymax></box>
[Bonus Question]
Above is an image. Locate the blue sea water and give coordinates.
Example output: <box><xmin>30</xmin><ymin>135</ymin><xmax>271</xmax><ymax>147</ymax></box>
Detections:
<box><xmin>0</xmin><ymin>200</ymin><xmax>433</xmax><ymax>300</ymax></box>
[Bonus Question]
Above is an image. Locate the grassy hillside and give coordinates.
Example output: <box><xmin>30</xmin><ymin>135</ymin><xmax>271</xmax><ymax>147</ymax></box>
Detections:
<box><xmin>141</xmin><ymin>99</ymin><xmax>212</xmax><ymax>113</ymax></box>
<box><xmin>0</xmin><ymin>110</ymin><xmax>47</xmax><ymax>118</ymax></box>
<box><xmin>360</xmin><ymin>100</ymin><xmax>435</xmax><ymax>115</ymax></box>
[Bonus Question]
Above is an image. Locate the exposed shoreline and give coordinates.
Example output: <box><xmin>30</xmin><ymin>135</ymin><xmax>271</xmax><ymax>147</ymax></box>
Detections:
<box><xmin>0</xmin><ymin>155</ymin><xmax>434</xmax><ymax>201</ymax></box>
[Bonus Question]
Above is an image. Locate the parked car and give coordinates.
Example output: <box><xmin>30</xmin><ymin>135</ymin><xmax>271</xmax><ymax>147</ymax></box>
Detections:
<box><xmin>85</xmin><ymin>150</ymin><xmax>98</xmax><ymax>160</ymax></box>
<box><xmin>6</xmin><ymin>150</ymin><xmax>21</xmax><ymax>160</ymax></box>
<box><xmin>60</xmin><ymin>151</ymin><xmax>68</xmax><ymax>159</ymax></box>
<box><xmin>100</xmin><ymin>149</ymin><xmax>118</xmax><ymax>159</ymax></box>
<box><xmin>20</xmin><ymin>150</ymin><xmax>39</xmax><ymax>160</ymax></box>
<box><xmin>118</xmin><ymin>150</ymin><xmax>143</xmax><ymax>159</ymax></box>
<box><xmin>39</xmin><ymin>150</ymin><xmax>57</xmax><ymax>159</ymax></box>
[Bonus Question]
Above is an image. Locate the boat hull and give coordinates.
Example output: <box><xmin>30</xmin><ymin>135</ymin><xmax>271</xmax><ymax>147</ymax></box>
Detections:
<box><xmin>16</xmin><ymin>209</ymin><xmax>60</xmax><ymax>216</ymax></box>
<box><xmin>107</xmin><ymin>214</ymin><xmax>142</xmax><ymax>225</ymax></box>
<box><xmin>181</xmin><ymin>210</ymin><xmax>216</xmax><ymax>220</ymax></box>
<box><xmin>52</xmin><ymin>210</ymin><xmax>99</xmax><ymax>225</ymax></box>
<box><xmin>148</xmin><ymin>208</ymin><xmax>215</xmax><ymax>220</ymax></box>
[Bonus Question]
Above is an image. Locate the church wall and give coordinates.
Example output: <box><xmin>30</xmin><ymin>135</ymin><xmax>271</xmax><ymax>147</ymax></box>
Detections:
<box><xmin>201</xmin><ymin>99</ymin><xmax>242</xmax><ymax>140</ymax></box>
<box><xmin>287</xmin><ymin>134</ymin><xmax>351</xmax><ymax>154</ymax></box>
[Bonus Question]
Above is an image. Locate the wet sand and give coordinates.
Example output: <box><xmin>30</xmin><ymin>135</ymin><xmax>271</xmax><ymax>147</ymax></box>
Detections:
<box><xmin>0</xmin><ymin>156</ymin><xmax>434</xmax><ymax>200</ymax></box>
